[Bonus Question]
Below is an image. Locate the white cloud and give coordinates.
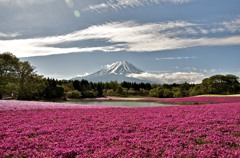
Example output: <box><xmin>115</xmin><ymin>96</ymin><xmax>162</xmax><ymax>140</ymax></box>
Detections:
<box><xmin>156</xmin><ymin>56</ymin><xmax>196</xmax><ymax>60</ymax></box>
<box><xmin>202</xmin><ymin>69</ymin><xmax>217</xmax><ymax>73</ymax></box>
<box><xmin>127</xmin><ymin>36</ymin><xmax>240</xmax><ymax>52</ymax></box>
<box><xmin>45</xmin><ymin>73</ymin><xmax>63</xmax><ymax>78</ymax></box>
<box><xmin>199</xmin><ymin>28</ymin><xmax>209</xmax><ymax>34</ymax></box>
<box><xmin>222</xmin><ymin>17</ymin><xmax>240</xmax><ymax>33</ymax></box>
<box><xmin>0</xmin><ymin>32</ymin><xmax>20</xmax><ymax>38</ymax></box>
<box><xmin>208</xmin><ymin>17</ymin><xmax>240</xmax><ymax>34</ymax></box>
<box><xmin>85</xmin><ymin>0</ymin><xmax>191</xmax><ymax>12</ymax></box>
<box><xmin>210</xmin><ymin>28</ymin><xmax>225</xmax><ymax>34</ymax></box>
<box><xmin>0</xmin><ymin>0</ymin><xmax>55</xmax><ymax>5</ymax></box>
<box><xmin>68</xmin><ymin>20</ymin><xmax>240</xmax><ymax>53</ymax></box>
<box><xmin>0</xmin><ymin>20</ymin><xmax>193</xmax><ymax>57</ymax></box>
<box><xmin>127</xmin><ymin>71</ymin><xmax>204</xmax><ymax>84</ymax></box>
<box><xmin>1</xmin><ymin>20</ymin><xmax>240</xmax><ymax>57</ymax></box>
<box><xmin>0</xmin><ymin>37</ymin><xmax>125</xmax><ymax>57</ymax></box>
<box><xmin>77</xmin><ymin>72</ymin><xmax>90</xmax><ymax>77</ymax></box>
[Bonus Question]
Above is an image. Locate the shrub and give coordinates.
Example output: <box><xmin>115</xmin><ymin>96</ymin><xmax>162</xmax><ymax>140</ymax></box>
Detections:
<box><xmin>66</xmin><ymin>90</ymin><xmax>81</xmax><ymax>99</ymax></box>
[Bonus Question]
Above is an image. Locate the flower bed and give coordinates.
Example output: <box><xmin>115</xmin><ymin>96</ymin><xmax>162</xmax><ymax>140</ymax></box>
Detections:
<box><xmin>0</xmin><ymin>100</ymin><xmax>111</xmax><ymax>111</ymax></box>
<box><xmin>0</xmin><ymin>100</ymin><xmax>240</xmax><ymax>157</ymax></box>
<box><xmin>144</xmin><ymin>96</ymin><xmax>240</xmax><ymax>104</ymax></box>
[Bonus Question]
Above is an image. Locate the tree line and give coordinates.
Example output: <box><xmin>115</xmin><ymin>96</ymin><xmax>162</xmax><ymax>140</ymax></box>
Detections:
<box><xmin>0</xmin><ymin>52</ymin><xmax>239</xmax><ymax>100</ymax></box>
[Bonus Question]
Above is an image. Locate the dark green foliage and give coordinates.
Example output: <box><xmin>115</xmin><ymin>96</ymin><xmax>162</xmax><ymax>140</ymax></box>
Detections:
<box><xmin>44</xmin><ymin>78</ymin><xmax>65</xmax><ymax>100</ymax></box>
<box><xmin>81</xmin><ymin>91</ymin><xmax>96</xmax><ymax>98</ymax></box>
<box><xmin>96</xmin><ymin>83</ymin><xmax>104</xmax><ymax>97</ymax></box>
<box><xmin>73</xmin><ymin>80</ymin><xmax>81</xmax><ymax>91</ymax></box>
<box><xmin>121</xmin><ymin>81</ymin><xmax>131</xmax><ymax>89</ymax></box>
<box><xmin>201</xmin><ymin>74</ymin><xmax>240</xmax><ymax>94</ymax></box>
<box><xmin>66</xmin><ymin>90</ymin><xmax>81</xmax><ymax>99</ymax></box>
<box><xmin>71</xmin><ymin>80</ymin><xmax>104</xmax><ymax>98</ymax></box>
<box><xmin>42</xmin><ymin>74</ymin><xmax>240</xmax><ymax>99</ymax></box>
<box><xmin>0</xmin><ymin>52</ymin><xmax>19</xmax><ymax>99</ymax></box>
<box><xmin>0</xmin><ymin>52</ymin><xmax>45</xmax><ymax>100</ymax></box>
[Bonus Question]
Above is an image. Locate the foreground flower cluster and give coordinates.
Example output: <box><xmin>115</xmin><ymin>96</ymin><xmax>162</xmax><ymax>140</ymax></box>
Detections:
<box><xmin>0</xmin><ymin>100</ymin><xmax>240</xmax><ymax>157</ymax></box>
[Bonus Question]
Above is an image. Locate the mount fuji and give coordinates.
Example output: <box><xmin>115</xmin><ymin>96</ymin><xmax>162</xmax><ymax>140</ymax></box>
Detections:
<box><xmin>71</xmin><ymin>61</ymin><xmax>148</xmax><ymax>83</ymax></box>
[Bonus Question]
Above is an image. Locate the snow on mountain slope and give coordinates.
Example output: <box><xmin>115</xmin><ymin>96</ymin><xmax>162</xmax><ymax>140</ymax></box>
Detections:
<box><xmin>94</xmin><ymin>61</ymin><xmax>144</xmax><ymax>76</ymax></box>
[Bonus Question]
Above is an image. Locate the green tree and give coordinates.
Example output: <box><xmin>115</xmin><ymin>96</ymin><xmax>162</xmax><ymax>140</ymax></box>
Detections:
<box><xmin>201</xmin><ymin>74</ymin><xmax>240</xmax><ymax>94</ymax></box>
<box><xmin>5</xmin><ymin>82</ymin><xmax>18</xmax><ymax>96</ymax></box>
<box><xmin>17</xmin><ymin>61</ymin><xmax>35</xmax><ymax>100</ymax></box>
<box><xmin>116</xmin><ymin>86</ymin><xmax>126</xmax><ymax>96</ymax></box>
<box><xmin>109</xmin><ymin>81</ymin><xmax>118</xmax><ymax>91</ymax></box>
<box><xmin>30</xmin><ymin>75</ymin><xmax>46</xmax><ymax>99</ymax></box>
<box><xmin>121</xmin><ymin>81</ymin><xmax>131</xmax><ymax>89</ymax></box>
<box><xmin>72</xmin><ymin>80</ymin><xmax>81</xmax><ymax>91</ymax></box>
<box><xmin>128</xmin><ymin>88</ymin><xmax>138</xmax><ymax>96</ymax></box>
<box><xmin>149</xmin><ymin>86</ymin><xmax>165</xmax><ymax>98</ymax></box>
<box><xmin>139</xmin><ymin>88</ymin><xmax>149</xmax><ymax>96</ymax></box>
<box><xmin>189</xmin><ymin>84</ymin><xmax>203</xmax><ymax>96</ymax></box>
<box><xmin>225</xmin><ymin>74</ymin><xmax>240</xmax><ymax>94</ymax></box>
<box><xmin>163</xmin><ymin>88</ymin><xmax>173</xmax><ymax>98</ymax></box>
<box><xmin>44</xmin><ymin>78</ymin><xmax>65</xmax><ymax>100</ymax></box>
<box><xmin>66</xmin><ymin>90</ymin><xmax>81</xmax><ymax>99</ymax></box>
<box><xmin>15</xmin><ymin>61</ymin><xmax>46</xmax><ymax>100</ymax></box>
<box><xmin>172</xmin><ymin>83</ymin><xmax>190</xmax><ymax>98</ymax></box>
<box><xmin>96</xmin><ymin>83</ymin><xmax>104</xmax><ymax>97</ymax></box>
<box><xmin>0</xmin><ymin>53</ymin><xmax>19</xmax><ymax>99</ymax></box>
<box><xmin>149</xmin><ymin>87</ymin><xmax>159</xmax><ymax>97</ymax></box>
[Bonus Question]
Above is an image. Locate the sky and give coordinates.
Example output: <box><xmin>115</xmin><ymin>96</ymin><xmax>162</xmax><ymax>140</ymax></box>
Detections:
<box><xmin>0</xmin><ymin>0</ymin><xmax>240</xmax><ymax>83</ymax></box>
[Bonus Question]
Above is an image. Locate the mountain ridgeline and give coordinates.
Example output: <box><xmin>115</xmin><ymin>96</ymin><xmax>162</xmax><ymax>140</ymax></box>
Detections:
<box><xmin>71</xmin><ymin>61</ymin><xmax>148</xmax><ymax>83</ymax></box>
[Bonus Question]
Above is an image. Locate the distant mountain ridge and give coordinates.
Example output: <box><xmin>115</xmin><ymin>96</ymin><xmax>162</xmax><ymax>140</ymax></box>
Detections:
<box><xmin>71</xmin><ymin>61</ymin><xmax>148</xmax><ymax>83</ymax></box>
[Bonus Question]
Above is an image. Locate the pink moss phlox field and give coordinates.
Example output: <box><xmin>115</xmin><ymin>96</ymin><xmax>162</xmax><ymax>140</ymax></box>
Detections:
<box><xmin>1</xmin><ymin>101</ymin><xmax>240</xmax><ymax>157</ymax></box>
<box><xmin>0</xmin><ymin>100</ymin><xmax>111</xmax><ymax>111</ymax></box>
<box><xmin>144</xmin><ymin>96</ymin><xmax>240</xmax><ymax>104</ymax></box>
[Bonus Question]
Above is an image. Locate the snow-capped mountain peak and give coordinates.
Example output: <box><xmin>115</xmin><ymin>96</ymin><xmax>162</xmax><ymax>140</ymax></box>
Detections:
<box><xmin>71</xmin><ymin>61</ymin><xmax>148</xmax><ymax>83</ymax></box>
<box><xmin>96</xmin><ymin>61</ymin><xmax>144</xmax><ymax>75</ymax></box>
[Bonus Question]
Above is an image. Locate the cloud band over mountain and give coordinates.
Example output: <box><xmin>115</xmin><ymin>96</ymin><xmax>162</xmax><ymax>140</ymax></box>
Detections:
<box><xmin>1</xmin><ymin>18</ymin><xmax>240</xmax><ymax>57</ymax></box>
<box><xmin>127</xmin><ymin>72</ymin><xmax>204</xmax><ymax>84</ymax></box>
